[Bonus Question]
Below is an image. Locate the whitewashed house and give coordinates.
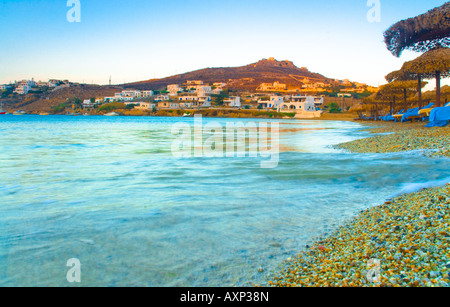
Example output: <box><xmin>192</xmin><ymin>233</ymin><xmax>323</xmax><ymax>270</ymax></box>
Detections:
<box><xmin>141</xmin><ymin>90</ymin><xmax>154</xmax><ymax>98</ymax></box>
<box><xmin>134</xmin><ymin>102</ymin><xmax>156</xmax><ymax>110</ymax></box>
<box><xmin>223</xmin><ymin>96</ymin><xmax>241</xmax><ymax>108</ymax></box>
<box><xmin>277</xmin><ymin>95</ymin><xmax>323</xmax><ymax>118</ymax></box>
<box><xmin>179</xmin><ymin>101</ymin><xmax>193</xmax><ymax>108</ymax></box>
<box><xmin>193</xmin><ymin>96</ymin><xmax>212</xmax><ymax>108</ymax></box>
<box><xmin>196</xmin><ymin>86</ymin><xmax>212</xmax><ymax>95</ymax></box>
<box><xmin>154</xmin><ymin>94</ymin><xmax>170</xmax><ymax>102</ymax></box>
<box><xmin>104</xmin><ymin>96</ymin><xmax>116</xmax><ymax>103</ymax></box>
<box><xmin>167</xmin><ymin>84</ymin><xmax>182</xmax><ymax>96</ymax></box>
<box><xmin>121</xmin><ymin>90</ymin><xmax>141</xmax><ymax>97</ymax></box>
<box><xmin>157</xmin><ymin>101</ymin><xmax>181</xmax><ymax>109</ymax></box>
<box><xmin>186</xmin><ymin>80</ymin><xmax>204</xmax><ymax>86</ymax></box>
<box><xmin>14</xmin><ymin>85</ymin><xmax>31</xmax><ymax>95</ymax></box>
<box><xmin>258</xmin><ymin>96</ymin><xmax>284</xmax><ymax>109</ymax></box>
<box><xmin>211</xmin><ymin>88</ymin><xmax>224</xmax><ymax>95</ymax></box>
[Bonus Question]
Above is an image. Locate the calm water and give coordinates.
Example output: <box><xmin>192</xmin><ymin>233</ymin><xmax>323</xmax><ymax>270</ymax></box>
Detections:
<box><xmin>1</xmin><ymin>115</ymin><xmax>450</xmax><ymax>287</ymax></box>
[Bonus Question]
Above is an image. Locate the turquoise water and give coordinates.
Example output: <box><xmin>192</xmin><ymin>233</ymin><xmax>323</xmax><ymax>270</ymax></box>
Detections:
<box><xmin>1</xmin><ymin>115</ymin><xmax>450</xmax><ymax>287</ymax></box>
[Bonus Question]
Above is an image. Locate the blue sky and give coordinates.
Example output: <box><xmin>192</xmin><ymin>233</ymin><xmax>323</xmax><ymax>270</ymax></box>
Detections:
<box><xmin>0</xmin><ymin>0</ymin><xmax>448</xmax><ymax>90</ymax></box>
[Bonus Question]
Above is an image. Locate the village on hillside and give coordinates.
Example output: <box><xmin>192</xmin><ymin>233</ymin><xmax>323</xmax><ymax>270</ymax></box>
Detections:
<box><xmin>0</xmin><ymin>70</ymin><xmax>378</xmax><ymax>118</ymax></box>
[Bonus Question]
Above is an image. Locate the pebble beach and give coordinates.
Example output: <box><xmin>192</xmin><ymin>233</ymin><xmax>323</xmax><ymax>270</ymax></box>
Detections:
<box><xmin>268</xmin><ymin>121</ymin><xmax>450</xmax><ymax>287</ymax></box>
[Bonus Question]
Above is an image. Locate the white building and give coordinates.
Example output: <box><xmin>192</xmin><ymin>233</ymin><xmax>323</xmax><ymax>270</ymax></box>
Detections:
<box><xmin>14</xmin><ymin>84</ymin><xmax>31</xmax><ymax>95</ymax></box>
<box><xmin>337</xmin><ymin>93</ymin><xmax>352</xmax><ymax>98</ymax></box>
<box><xmin>134</xmin><ymin>102</ymin><xmax>156</xmax><ymax>110</ymax></box>
<box><xmin>224</xmin><ymin>96</ymin><xmax>241</xmax><ymax>108</ymax></box>
<box><xmin>196</xmin><ymin>86</ymin><xmax>212</xmax><ymax>95</ymax></box>
<box><xmin>277</xmin><ymin>95</ymin><xmax>323</xmax><ymax>118</ymax></box>
<box><xmin>104</xmin><ymin>97</ymin><xmax>116</xmax><ymax>103</ymax></box>
<box><xmin>121</xmin><ymin>90</ymin><xmax>141</xmax><ymax>97</ymax></box>
<box><xmin>178</xmin><ymin>94</ymin><xmax>212</xmax><ymax>107</ymax></box>
<box><xmin>34</xmin><ymin>81</ymin><xmax>48</xmax><ymax>88</ymax></box>
<box><xmin>0</xmin><ymin>85</ymin><xmax>11</xmax><ymax>90</ymax></box>
<box><xmin>167</xmin><ymin>84</ymin><xmax>182</xmax><ymax>96</ymax></box>
<box><xmin>211</xmin><ymin>88</ymin><xmax>224</xmax><ymax>95</ymax></box>
<box><xmin>154</xmin><ymin>94</ymin><xmax>170</xmax><ymax>102</ymax></box>
<box><xmin>186</xmin><ymin>80</ymin><xmax>204</xmax><ymax>86</ymax></box>
<box><xmin>195</xmin><ymin>96</ymin><xmax>211</xmax><ymax>108</ymax></box>
<box><xmin>157</xmin><ymin>101</ymin><xmax>181</xmax><ymax>109</ymax></box>
<box><xmin>257</xmin><ymin>96</ymin><xmax>284</xmax><ymax>109</ymax></box>
<box><xmin>48</xmin><ymin>79</ymin><xmax>59</xmax><ymax>87</ymax></box>
<box><xmin>179</xmin><ymin>95</ymin><xmax>198</xmax><ymax>101</ymax></box>
<box><xmin>141</xmin><ymin>90</ymin><xmax>154</xmax><ymax>98</ymax></box>
<box><xmin>179</xmin><ymin>101</ymin><xmax>193</xmax><ymax>108</ymax></box>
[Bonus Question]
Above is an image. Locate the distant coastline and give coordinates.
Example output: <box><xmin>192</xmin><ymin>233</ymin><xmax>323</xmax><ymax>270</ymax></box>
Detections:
<box><xmin>2</xmin><ymin>109</ymin><xmax>358</xmax><ymax>121</ymax></box>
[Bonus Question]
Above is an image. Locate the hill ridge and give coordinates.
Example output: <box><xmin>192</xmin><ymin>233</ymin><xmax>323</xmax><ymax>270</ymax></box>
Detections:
<box><xmin>124</xmin><ymin>58</ymin><xmax>330</xmax><ymax>91</ymax></box>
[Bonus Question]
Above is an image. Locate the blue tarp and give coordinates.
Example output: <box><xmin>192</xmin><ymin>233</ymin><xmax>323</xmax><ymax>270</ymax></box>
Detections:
<box><xmin>380</xmin><ymin>114</ymin><xmax>395</xmax><ymax>121</ymax></box>
<box><xmin>423</xmin><ymin>103</ymin><xmax>435</xmax><ymax>109</ymax></box>
<box><xmin>425</xmin><ymin>106</ymin><xmax>450</xmax><ymax>127</ymax></box>
<box><xmin>393</xmin><ymin>109</ymin><xmax>405</xmax><ymax>122</ymax></box>
<box><xmin>401</xmin><ymin>107</ymin><xmax>420</xmax><ymax>122</ymax></box>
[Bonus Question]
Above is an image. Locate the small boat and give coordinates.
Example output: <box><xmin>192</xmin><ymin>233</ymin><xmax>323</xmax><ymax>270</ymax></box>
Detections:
<box><xmin>0</xmin><ymin>103</ymin><xmax>7</xmax><ymax>115</ymax></box>
<box><xmin>13</xmin><ymin>110</ymin><xmax>26</xmax><ymax>115</ymax></box>
<box><xmin>39</xmin><ymin>112</ymin><xmax>49</xmax><ymax>116</ymax></box>
<box><xmin>182</xmin><ymin>113</ymin><xmax>192</xmax><ymax>117</ymax></box>
<box><xmin>104</xmin><ymin>112</ymin><xmax>119</xmax><ymax>116</ymax></box>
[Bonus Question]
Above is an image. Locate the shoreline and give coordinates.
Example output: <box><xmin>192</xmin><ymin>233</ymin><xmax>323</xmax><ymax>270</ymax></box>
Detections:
<box><xmin>267</xmin><ymin>121</ymin><xmax>450</xmax><ymax>287</ymax></box>
<box><xmin>4</xmin><ymin>109</ymin><xmax>358</xmax><ymax>121</ymax></box>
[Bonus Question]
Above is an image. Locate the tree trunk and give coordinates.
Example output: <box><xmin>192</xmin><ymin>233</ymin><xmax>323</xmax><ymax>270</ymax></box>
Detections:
<box><xmin>375</xmin><ymin>102</ymin><xmax>378</xmax><ymax>120</ymax></box>
<box><xmin>390</xmin><ymin>99</ymin><xmax>393</xmax><ymax>115</ymax></box>
<box><xmin>393</xmin><ymin>96</ymin><xmax>396</xmax><ymax>114</ymax></box>
<box><xmin>418</xmin><ymin>75</ymin><xmax>422</xmax><ymax>109</ymax></box>
<box><xmin>403</xmin><ymin>88</ymin><xmax>407</xmax><ymax>111</ymax></box>
<box><xmin>436</xmin><ymin>71</ymin><xmax>441</xmax><ymax>107</ymax></box>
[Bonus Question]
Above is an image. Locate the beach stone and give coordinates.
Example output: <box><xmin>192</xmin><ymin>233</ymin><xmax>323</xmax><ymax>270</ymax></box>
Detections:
<box><xmin>429</xmin><ymin>271</ymin><xmax>439</xmax><ymax>278</ymax></box>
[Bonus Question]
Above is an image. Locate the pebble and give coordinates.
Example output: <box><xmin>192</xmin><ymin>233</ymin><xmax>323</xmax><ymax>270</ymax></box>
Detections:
<box><xmin>264</xmin><ymin>123</ymin><xmax>450</xmax><ymax>288</ymax></box>
<box><xmin>266</xmin><ymin>181</ymin><xmax>450</xmax><ymax>287</ymax></box>
<box><xmin>335</xmin><ymin>122</ymin><xmax>450</xmax><ymax>158</ymax></box>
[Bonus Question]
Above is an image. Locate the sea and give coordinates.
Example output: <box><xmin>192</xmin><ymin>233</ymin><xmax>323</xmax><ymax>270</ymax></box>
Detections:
<box><xmin>1</xmin><ymin>115</ymin><xmax>450</xmax><ymax>286</ymax></box>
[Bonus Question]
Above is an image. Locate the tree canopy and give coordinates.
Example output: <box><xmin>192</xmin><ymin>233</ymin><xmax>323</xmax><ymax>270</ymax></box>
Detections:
<box><xmin>384</xmin><ymin>2</ymin><xmax>450</xmax><ymax>57</ymax></box>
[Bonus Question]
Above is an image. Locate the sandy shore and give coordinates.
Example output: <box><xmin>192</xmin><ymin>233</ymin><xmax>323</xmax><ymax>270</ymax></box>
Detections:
<box><xmin>267</xmin><ymin>121</ymin><xmax>450</xmax><ymax>287</ymax></box>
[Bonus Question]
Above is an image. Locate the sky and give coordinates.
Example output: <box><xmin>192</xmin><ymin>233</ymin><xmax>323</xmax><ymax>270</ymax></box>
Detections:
<box><xmin>0</xmin><ymin>0</ymin><xmax>448</xmax><ymax>91</ymax></box>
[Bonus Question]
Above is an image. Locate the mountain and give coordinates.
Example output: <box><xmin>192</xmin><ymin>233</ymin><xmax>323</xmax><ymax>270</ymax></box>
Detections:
<box><xmin>124</xmin><ymin>58</ymin><xmax>332</xmax><ymax>91</ymax></box>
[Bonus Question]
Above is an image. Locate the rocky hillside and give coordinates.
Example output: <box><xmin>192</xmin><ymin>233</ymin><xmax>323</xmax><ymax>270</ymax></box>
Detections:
<box><xmin>3</xmin><ymin>85</ymin><xmax>123</xmax><ymax>113</ymax></box>
<box><xmin>125</xmin><ymin>58</ymin><xmax>332</xmax><ymax>91</ymax></box>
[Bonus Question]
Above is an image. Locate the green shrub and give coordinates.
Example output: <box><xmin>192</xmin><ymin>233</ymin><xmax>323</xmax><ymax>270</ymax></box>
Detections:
<box><xmin>99</xmin><ymin>102</ymin><xmax>125</xmax><ymax>112</ymax></box>
<box><xmin>51</xmin><ymin>103</ymin><xmax>67</xmax><ymax>114</ymax></box>
<box><xmin>328</xmin><ymin>102</ymin><xmax>342</xmax><ymax>113</ymax></box>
